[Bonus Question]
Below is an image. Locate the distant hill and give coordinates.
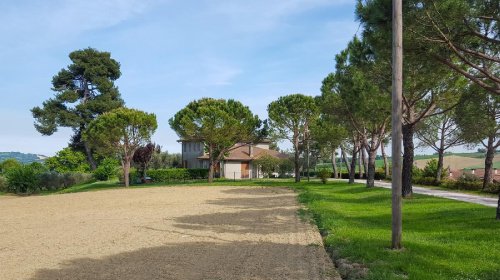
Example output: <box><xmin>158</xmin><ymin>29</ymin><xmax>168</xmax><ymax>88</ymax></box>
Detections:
<box><xmin>0</xmin><ymin>152</ymin><xmax>47</xmax><ymax>164</ymax></box>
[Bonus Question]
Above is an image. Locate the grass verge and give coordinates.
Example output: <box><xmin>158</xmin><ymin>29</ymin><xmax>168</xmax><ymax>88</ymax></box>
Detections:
<box><xmin>297</xmin><ymin>181</ymin><xmax>500</xmax><ymax>280</ymax></box>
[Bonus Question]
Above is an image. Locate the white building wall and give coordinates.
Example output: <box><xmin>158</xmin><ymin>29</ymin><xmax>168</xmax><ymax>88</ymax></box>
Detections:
<box><xmin>224</xmin><ymin>161</ymin><xmax>242</xmax><ymax>179</ymax></box>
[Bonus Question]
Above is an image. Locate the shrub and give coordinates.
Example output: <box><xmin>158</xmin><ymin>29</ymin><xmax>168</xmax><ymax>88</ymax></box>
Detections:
<box><xmin>147</xmin><ymin>169</ymin><xmax>190</xmax><ymax>181</ymax></box>
<box><xmin>187</xmin><ymin>168</ymin><xmax>209</xmax><ymax>179</ymax></box>
<box><xmin>93</xmin><ymin>158</ymin><xmax>119</xmax><ymax>181</ymax></box>
<box><xmin>0</xmin><ymin>158</ymin><xmax>22</xmax><ymax>174</ymax></box>
<box><xmin>317</xmin><ymin>169</ymin><xmax>331</xmax><ymax>184</ymax></box>
<box><xmin>413</xmin><ymin>176</ymin><xmax>439</xmax><ymax>186</ymax></box>
<box><xmin>38</xmin><ymin>172</ymin><xmax>93</xmax><ymax>191</ymax></box>
<box><xmin>5</xmin><ymin>165</ymin><xmax>42</xmax><ymax>194</ymax></box>
<box><xmin>0</xmin><ymin>176</ymin><xmax>7</xmax><ymax>192</ymax></box>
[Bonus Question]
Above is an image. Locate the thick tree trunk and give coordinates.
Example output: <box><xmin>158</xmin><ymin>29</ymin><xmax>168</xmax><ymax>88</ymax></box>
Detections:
<box><xmin>381</xmin><ymin>143</ymin><xmax>389</xmax><ymax>178</ymax></box>
<box><xmin>294</xmin><ymin>141</ymin><xmax>301</xmax><ymax>183</ymax></box>
<box><xmin>483</xmin><ymin>136</ymin><xmax>495</xmax><ymax>189</ymax></box>
<box><xmin>367</xmin><ymin>148</ymin><xmax>377</xmax><ymax>188</ymax></box>
<box><xmin>208</xmin><ymin>160</ymin><xmax>215</xmax><ymax>183</ymax></box>
<box><xmin>331</xmin><ymin>149</ymin><xmax>338</xmax><ymax>179</ymax></box>
<box><xmin>402</xmin><ymin>124</ymin><xmax>415</xmax><ymax>197</ymax></box>
<box><xmin>342</xmin><ymin>147</ymin><xmax>350</xmax><ymax>175</ymax></box>
<box><xmin>436</xmin><ymin>148</ymin><xmax>444</xmax><ymax>183</ymax></box>
<box><xmin>122</xmin><ymin>159</ymin><xmax>131</xmax><ymax>187</ymax></box>
<box><xmin>349</xmin><ymin>145</ymin><xmax>358</xmax><ymax>184</ymax></box>
<box><xmin>362</xmin><ymin>146</ymin><xmax>368</xmax><ymax>178</ymax></box>
<box><xmin>83</xmin><ymin>141</ymin><xmax>97</xmax><ymax>170</ymax></box>
<box><xmin>358</xmin><ymin>146</ymin><xmax>363</xmax><ymax>179</ymax></box>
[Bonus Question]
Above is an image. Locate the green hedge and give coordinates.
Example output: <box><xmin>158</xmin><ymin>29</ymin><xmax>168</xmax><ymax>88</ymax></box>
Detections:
<box><xmin>130</xmin><ymin>168</ymin><xmax>209</xmax><ymax>183</ymax></box>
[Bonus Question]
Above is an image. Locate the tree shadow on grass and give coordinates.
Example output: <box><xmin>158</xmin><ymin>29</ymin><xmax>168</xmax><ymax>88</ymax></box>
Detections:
<box><xmin>29</xmin><ymin>241</ymin><xmax>337</xmax><ymax>280</ymax></box>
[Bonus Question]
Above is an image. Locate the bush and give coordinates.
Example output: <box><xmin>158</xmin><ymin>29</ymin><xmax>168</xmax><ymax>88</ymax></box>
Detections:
<box><xmin>0</xmin><ymin>158</ymin><xmax>22</xmax><ymax>174</ymax></box>
<box><xmin>187</xmin><ymin>168</ymin><xmax>209</xmax><ymax>179</ymax></box>
<box><xmin>93</xmin><ymin>158</ymin><xmax>119</xmax><ymax>181</ymax></box>
<box><xmin>5</xmin><ymin>165</ymin><xmax>41</xmax><ymax>194</ymax></box>
<box><xmin>147</xmin><ymin>169</ymin><xmax>190</xmax><ymax>181</ymax></box>
<box><xmin>39</xmin><ymin>172</ymin><xmax>93</xmax><ymax>191</ymax></box>
<box><xmin>413</xmin><ymin>176</ymin><xmax>439</xmax><ymax>186</ymax></box>
<box><xmin>128</xmin><ymin>168</ymin><xmax>209</xmax><ymax>183</ymax></box>
<box><xmin>0</xmin><ymin>176</ymin><xmax>7</xmax><ymax>192</ymax></box>
<box><xmin>317</xmin><ymin>169</ymin><xmax>331</xmax><ymax>184</ymax></box>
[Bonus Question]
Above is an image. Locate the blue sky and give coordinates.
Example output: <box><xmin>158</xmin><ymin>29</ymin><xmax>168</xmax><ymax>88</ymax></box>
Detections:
<box><xmin>0</xmin><ymin>0</ymin><xmax>360</xmax><ymax>155</ymax></box>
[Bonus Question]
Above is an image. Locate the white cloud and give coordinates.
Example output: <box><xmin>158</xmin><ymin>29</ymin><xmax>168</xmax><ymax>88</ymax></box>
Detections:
<box><xmin>0</xmin><ymin>0</ymin><xmax>162</xmax><ymax>53</ymax></box>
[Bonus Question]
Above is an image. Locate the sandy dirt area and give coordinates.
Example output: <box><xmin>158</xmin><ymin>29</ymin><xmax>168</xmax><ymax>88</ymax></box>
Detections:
<box><xmin>0</xmin><ymin>186</ymin><xmax>338</xmax><ymax>280</ymax></box>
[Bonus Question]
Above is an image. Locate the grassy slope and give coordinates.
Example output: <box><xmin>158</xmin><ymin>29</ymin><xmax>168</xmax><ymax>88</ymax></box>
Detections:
<box><xmin>298</xmin><ymin>182</ymin><xmax>500</xmax><ymax>280</ymax></box>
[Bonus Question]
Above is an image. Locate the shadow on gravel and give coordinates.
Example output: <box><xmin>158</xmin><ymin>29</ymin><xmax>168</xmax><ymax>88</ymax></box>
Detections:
<box><xmin>174</xmin><ymin>190</ymin><xmax>301</xmax><ymax>234</ymax></box>
<box><xmin>174</xmin><ymin>208</ymin><xmax>301</xmax><ymax>234</ymax></box>
<box><xmin>30</xmin><ymin>241</ymin><xmax>336</xmax><ymax>280</ymax></box>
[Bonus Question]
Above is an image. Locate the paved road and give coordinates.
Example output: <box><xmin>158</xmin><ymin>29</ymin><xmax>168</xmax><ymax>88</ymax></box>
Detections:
<box><xmin>351</xmin><ymin>179</ymin><xmax>498</xmax><ymax>207</ymax></box>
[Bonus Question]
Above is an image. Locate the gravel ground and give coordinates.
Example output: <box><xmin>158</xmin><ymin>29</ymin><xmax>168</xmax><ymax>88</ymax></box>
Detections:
<box><xmin>0</xmin><ymin>186</ymin><xmax>339</xmax><ymax>280</ymax></box>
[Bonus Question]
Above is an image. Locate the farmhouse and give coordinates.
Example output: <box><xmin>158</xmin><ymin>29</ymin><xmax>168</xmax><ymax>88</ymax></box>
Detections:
<box><xmin>179</xmin><ymin>140</ymin><xmax>287</xmax><ymax>179</ymax></box>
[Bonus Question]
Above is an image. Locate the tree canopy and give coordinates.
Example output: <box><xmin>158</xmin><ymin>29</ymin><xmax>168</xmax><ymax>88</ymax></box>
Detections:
<box><xmin>268</xmin><ymin>94</ymin><xmax>318</xmax><ymax>182</ymax></box>
<box><xmin>32</xmin><ymin>48</ymin><xmax>124</xmax><ymax>169</ymax></box>
<box><xmin>169</xmin><ymin>98</ymin><xmax>262</xmax><ymax>182</ymax></box>
<box><xmin>84</xmin><ymin>108</ymin><xmax>157</xmax><ymax>187</ymax></box>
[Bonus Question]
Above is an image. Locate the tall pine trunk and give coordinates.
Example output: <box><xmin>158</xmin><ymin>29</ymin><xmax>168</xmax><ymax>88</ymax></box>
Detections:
<box><xmin>349</xmin><ymin>145</ymin><xmax>358</xmax><ymax>184</ymax></box>
<box><xmin>367</xmin><ymin>148</ymin><xmax>377</xmax><ymax>188</ymax></box>
<box><xmin>83</xmin><ymin>140</ymin><xmax>97</xmax><ymax>170</ymax></box>
<box><xmin>294</xmin><ymin>134</ymin><xmax>301</xmax><ymax>183</ymax></box>
<box><xmin>332</xmin><ymin>149</ymin><xmax>338</xmax><ymax>179</ymax></box>
<box><xmin>483</xmin><ymin>136</ymin><xmax>495</xmax><ymax>189</ymax></box>
<box><xmin>436</xmin><ymin>148</ymin><xmax>444</xmax><ymax>183</ymax></box>
<box><xmin>381</xmin><ymin>143</ymin><xmax>389</xmax><ymax>178</ymax></box>
<box><xmin>342</xmin><ymin>147</ymin><xmax>350</xmax><ymax>176</ymax></box>
<box><xmin>122</xmin><ymin>159</ymin><xmax>131</xmax><ymax>187</ymax></box>
<box><xmin>358</xmin><ymin>146</ymin><xmax>363</xmax><ymax>179</ymax></box>
<box><xmin>362</xmin><ymin>146</ymin><xmax>368</xmax><ymax>178</ymax></box>
<box><xmin>402</xmin><ymin>124</ymin><xmax>415</xmax><ymax>197</ymax></box>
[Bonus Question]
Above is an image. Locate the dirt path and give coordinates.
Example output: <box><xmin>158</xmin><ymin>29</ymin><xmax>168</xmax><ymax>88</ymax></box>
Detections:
<box><xmin>0</xmin><ymin>186</ymin><xmax>339</xmax><ymax>280</ymax></box>
<box><xmin>353</xmin><ymin>179</ymin><xmax>497</xmax><ymax>207</ymax></box>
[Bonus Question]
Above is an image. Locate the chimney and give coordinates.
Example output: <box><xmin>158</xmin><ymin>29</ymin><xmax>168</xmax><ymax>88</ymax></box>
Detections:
<box><xmin>249</xmin><ymin>144</ymin><xmax>254</xmax><ymax>157</ymax></box>
<box><xmin>471</xmin><ymin>169</ymin><xmax>475</xmax><ymax>175</ymax></box>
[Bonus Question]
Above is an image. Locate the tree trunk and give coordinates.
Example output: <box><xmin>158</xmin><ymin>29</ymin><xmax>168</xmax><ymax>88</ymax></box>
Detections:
<box><xmin>358</xmin><ymin>145</ymin><xmax>363</xmax><ymax>179</ymax></box>
<box><xmin>362</xmin><ymin>146</ymin><xmax>368</xmax><ymax>178</ymax></box>
<box><xmin>381</xmin><ymin>143</ymin><xmax>389</xmax><ymax>178</ymax></box>
<box><xmin>208</xmin><ymin>160</ymin><xmax>215</xmax><ymax>183</ymax></box>
<box><xmin>349</xmin><ymin>145</ymin><xmax>358</xmax><ymax>184</ymax></box>
<box><xmin>402</xmin><ymin>124</ymin><xmax>415</xmax><ymax>197</ymax></box>
<box><xmin>367</xmin><ymin>148</ymin><xmax>377</xmax><ymax>188</ymax></box>
<box><xmin>123</xmin><ymin>159</ymin><xmax>131</xmax><ymax>187</ymax></box>
<box><xmin>483</xmin><ymin>136</ymin><xmax>495</xmax><ymax>189</ymax></box>
<box><xmin>83</xmin><ymin>141</ymin><xmax>97</xmax><ymax>170</ymax></box>
<box><xmin>331</xmin><ymin>149</ymin><xmax>338</xmax><ymax>179</ymax></box>
<box><xmin>294</xmin><ymin>141</ymin><xmax>301</xmax><ymax>183</ymax></box>
<box><xmin>436</xmin><ymin>148</ymin><xmax>444</xmax><ymax>183</ymax></box>
<box><xmin>342</xmin><ymin>147</ymin><xmax>350</xmax><ymax>175</ymax></box>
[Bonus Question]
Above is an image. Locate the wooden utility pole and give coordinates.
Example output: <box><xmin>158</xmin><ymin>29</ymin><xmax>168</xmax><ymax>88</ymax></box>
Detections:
<box><xmin>391</xmin><ymin>0</ymin><xmax>403</xmax><ymax>249</ymax></box>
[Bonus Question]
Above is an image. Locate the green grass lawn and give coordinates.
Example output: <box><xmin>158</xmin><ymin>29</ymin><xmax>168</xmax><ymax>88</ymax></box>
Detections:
<box><xmin>297</xmin><ymin>182</ymin><xmax>500</xmax><ymax>280</ymax></box>
<box><xmin>4</xmin><ymin>178</ymin><xmax>499</xmax><ymax>279</ymax></box>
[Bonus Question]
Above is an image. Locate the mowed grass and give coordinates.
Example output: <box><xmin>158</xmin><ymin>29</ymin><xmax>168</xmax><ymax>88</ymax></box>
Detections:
<box><xmin>297</xmin><ymin>182</ymin><xmax>500</xmax><ymax>280</ymax></box>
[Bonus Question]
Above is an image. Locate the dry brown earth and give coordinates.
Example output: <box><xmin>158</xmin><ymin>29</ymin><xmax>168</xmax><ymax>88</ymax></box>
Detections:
<box><xmin>0</xmin><ymin>186</ymin><xmax>339</xmax><ymax>280</ymax></box>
